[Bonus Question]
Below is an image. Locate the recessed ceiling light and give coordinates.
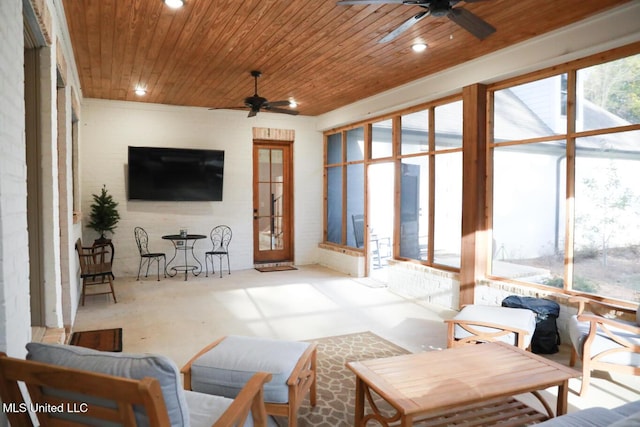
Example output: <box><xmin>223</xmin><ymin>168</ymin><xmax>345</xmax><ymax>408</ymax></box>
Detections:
<box><xmin>163</xmin><ymin>0</ymin><xmax>184</xmax><ymax>9</ymax></box>
<box><xmin>134</xmin><ymin>87</ymin><xmax>147</xmax><ymax>96</ymax></box>
<box><xmin>411</xmin><ymin>43</ymin><xmax>428</xmax><ymax>53</ymax></box>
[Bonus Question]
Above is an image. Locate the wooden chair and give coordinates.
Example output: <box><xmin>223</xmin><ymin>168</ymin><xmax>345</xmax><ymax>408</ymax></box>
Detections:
<box><xmin>75</xmin><ymin>238</ymin><xmax>117</xmax><ymax>305</ymax></box>
<box><xmin>568</xmin><ymin>296</ymin><xmax>640</xmax><ymax>395</ymax></box>
<box><xmin>0</xmin><ymin>350</ymin><xmax>272</xmax><ymax>427</ymax></box>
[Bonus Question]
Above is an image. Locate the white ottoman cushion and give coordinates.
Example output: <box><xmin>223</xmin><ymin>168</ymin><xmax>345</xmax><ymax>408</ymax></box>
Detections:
<box><xmin>184</xmin><ymin>390</ymin><xmax>278</xmax><ymax>427</ymax></box>
<box><xmin>190</xmin><ymin>336</ymin><xmax>310</xmax><ymax>404</ymax></box>
<box><xmin>453</xmin><ymin>305</ymin><xmax>537</xmax><ymax>348</ymax></box>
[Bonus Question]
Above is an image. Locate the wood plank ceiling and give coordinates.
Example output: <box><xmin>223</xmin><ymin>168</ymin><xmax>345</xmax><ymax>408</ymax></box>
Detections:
<box><xmin>62</xmin><ymin>0</ymin><xmax>629</xmax><ymax>116</ymax></box>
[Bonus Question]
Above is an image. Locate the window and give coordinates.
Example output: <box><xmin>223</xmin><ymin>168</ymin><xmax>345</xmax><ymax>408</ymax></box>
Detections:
<box><xmin>577</xmin><ymin>55</ymin><xmax>640</xmax><ymax>132</ymax></box>
<box><xmin>372</xmin><ymin>119</ymin><xmax>393</xmax><ymax>159</ymax></box>
<box><xmin>433</xmin><ymin>151</ymin><xmax>462</xmax><ymax>267</ymax></box>
<box><xmin>398</xmin><ymin>103</ymin><xmax>463</xmax><ymax>267</ymax></box>
<box><xmin>560</xmin><ymin>74</ymin><xmax>567</xmax><ymax>116</ymax></box>
<box><xmin>326</xmin><ymin>133</ymin><xmax>342</xmax><ymax>244</ymax></box>
<box><xmin>324</xmin><ymin>128</ymin><xmax>365</xmax><ymax>248</ymax></box>
<box><xmin>401</xmin><ymin>110</ymin><xmax>428</xmax><ymax>155</ymax></box>
<box><xmin>324</xmin><ymin>99</ymin><xmax>463</xmax><ymax>270</ymax></box>
<box><xmin>491</xmin><ymin>141</ymin><xmax>566</xmax><ymax>281</ymax></box>
<box><xmin>399</xmin><ymin>157</ymin><xmax>428</xmax><ymax>260</ymax></box>
<box><xmin>491</xmin><ymin>52</ymin><xmax>640</xmax><ymax>303</ymax></box>
<box><xmin>574</xmin><ymin>130</ymin><xmax>640</xmax><ymax>301</ymax></box>
<box><xmin>323</xmin><ymin>46</ymin><xmax>640</xmax><ymax>303</ymax></box>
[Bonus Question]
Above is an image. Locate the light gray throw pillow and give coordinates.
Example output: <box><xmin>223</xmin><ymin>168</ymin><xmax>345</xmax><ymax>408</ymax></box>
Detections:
<box><xmin>26</xmin><ymin>342</ymin><xmax>190</xmax><ymax>426</ymax></box>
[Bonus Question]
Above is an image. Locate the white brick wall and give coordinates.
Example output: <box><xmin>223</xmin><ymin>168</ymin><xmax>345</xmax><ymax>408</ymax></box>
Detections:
<box><xmin>317</xmin><ymin>244</ymin><xmax>365</xmax><ymax>277</ymax></box>
<box><xmin>387</xmin><ymin>261</ymin><xmax>460</xmax><ymax>309</ymax></box>
<box><xmin>80</xmin><ymin>100</ymin><xmax>324</xmax><ymax>276</ymax></box>
<box><xmin>0</xmin><ymin>0</ymin><xmax>31</xmax><ymax>357</ymax></box>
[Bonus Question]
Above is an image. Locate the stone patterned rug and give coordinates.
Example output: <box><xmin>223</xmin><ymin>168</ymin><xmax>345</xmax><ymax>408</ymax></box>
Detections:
<box><xmin>291</xmin><ymin>331</ymin><xmax>410</xmax><ymax>427</ymax></box>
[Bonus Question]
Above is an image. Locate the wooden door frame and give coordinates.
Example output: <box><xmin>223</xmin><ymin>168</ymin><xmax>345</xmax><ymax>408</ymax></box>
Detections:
<box><xmin>252</xmin><ymin>140</ymin><xmax>294</xmax><ymax>263</ymax></box>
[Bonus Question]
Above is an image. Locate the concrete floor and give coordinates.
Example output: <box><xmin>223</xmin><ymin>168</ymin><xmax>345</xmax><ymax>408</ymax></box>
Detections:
<box><xmin>73</xmin><ymin>264</ymin><xmax>640</xmax><ymax>418</ymax></box>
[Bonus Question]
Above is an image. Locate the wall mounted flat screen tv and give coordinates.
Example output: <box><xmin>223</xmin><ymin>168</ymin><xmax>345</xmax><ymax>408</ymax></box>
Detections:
<box><xmin>128</xmin><ymin>146</ymin><xmax>224</xmax><ymax>201</ymax></box>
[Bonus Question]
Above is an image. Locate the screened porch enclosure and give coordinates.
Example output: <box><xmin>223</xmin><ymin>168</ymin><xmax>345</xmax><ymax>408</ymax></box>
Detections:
<box><xmin>324</xmin><ymin>48</ymin><xmax>640</xmax><ymax>304</ymax></box>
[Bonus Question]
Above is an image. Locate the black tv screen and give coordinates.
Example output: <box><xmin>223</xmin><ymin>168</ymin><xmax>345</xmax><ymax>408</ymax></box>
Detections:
<box><xmin>128</xmin><ymin>146</ymin><xmax>224</xmax><ymax>201</ymax></box>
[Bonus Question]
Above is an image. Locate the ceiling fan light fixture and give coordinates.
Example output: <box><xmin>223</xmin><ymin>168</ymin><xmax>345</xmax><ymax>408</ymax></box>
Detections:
<box><xmin>134</xmin><ymin>87</ymin><xmax>147</xmax><ymax>96</ymax></box>
<box><xmin>163</xmin><ymin>0</ymin><xmax>184</xmax><ymax>9</ymax></box>
<box><xmin>289</xmin><ymin>99</ymin><xmax>298</xmax><ymax>108</ymax></box>
<box><xmin>411</xmin><ymin>43</ymin><xmax>427</xmax><ymax>53</ymax></box>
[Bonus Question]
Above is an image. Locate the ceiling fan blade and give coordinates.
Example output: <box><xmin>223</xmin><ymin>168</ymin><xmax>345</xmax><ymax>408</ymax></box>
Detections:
<box><xmin>265</xmin><ymin>107</ymin><xmax>299</xmax><ymax>116</ymax></box>
<box><xmin>379</xmin><ymin>10</ymin><xmax>430</xmax><ymax>43</ymax></box>
<box><xmin>447</xmin><ymin>7</ymin><xmax>495</xmax><ymax>40</ymax></box>
<box><xmin>265</xmin><ymin>100</ymin><xmax>293</xmax><ymax>108</ymax></box>
<box><xmin>337</xmin><ymin>0</ymin><xmax>405</xmax><ymax>5</ymax></box>
<box><xmin>248</xmin><ymin>109</ymin><xmax>258</xmax><ymax>118</ymax></box>
<box><xmin>209</xmin><ymin>106</ymin><xmax>245</xmax><ymax>111</ymax></box>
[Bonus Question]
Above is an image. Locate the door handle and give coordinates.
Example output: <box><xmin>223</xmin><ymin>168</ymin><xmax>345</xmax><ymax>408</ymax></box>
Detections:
<box><xmin>253</xmin><ymin>208</ymin><xmax>258</xmax><ymax>220</ymax></box>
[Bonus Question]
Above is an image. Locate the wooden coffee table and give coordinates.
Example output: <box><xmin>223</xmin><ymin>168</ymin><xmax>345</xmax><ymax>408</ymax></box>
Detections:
<box><xmin>346</xmin><ymin>341</ymin><xmax>580</xmax><ymax>427</ymax></box>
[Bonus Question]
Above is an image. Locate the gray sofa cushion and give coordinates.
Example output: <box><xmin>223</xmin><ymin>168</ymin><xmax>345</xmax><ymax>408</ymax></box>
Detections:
<box><xmin>190</xmin><ymin>335</ymin><xmax>309</xmax><ymax>404</ymax></box>
<box><xmin>609</xmin><ymin>411</ymin><xmax>640</xmax><ymax>427</ymax></box>
<box><xmin>26</xmin><ymin>342</ymin><xmax>190</xmax><ymax>426</ymax></box>
<box><xmin>536</xmin><ymin>400</ymin><xmax>640</xmax><ymax>426</ymax></box>
<box><xmin>569</xmin><ymin>315</ymin><xmax>640</xmax><ymax>366</ymax></box>
<box><xmin>612</xmin><ymin>400</ymin><xmax>640</xmax><ymax>418</ymax></box>
<box><xmin>535</xmin><ymin>407</ymin><xmax>626</xmax><ymax>426</ymax></box>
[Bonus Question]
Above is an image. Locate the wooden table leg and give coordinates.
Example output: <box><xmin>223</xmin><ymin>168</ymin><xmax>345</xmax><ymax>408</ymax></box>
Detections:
<box><xmin>354</xmin><ymin>376</ymin><xmax>364</xmax><ymax>427</ymax></box>
<box><xmin>400</xmin><ymin>414</ymin><xmax>412</xmax><ymax>427</ymax></box>
<box><xmin>556</xmin><ymin>380</ymin><xmax>569</xmax><ymax>416</ymax></box>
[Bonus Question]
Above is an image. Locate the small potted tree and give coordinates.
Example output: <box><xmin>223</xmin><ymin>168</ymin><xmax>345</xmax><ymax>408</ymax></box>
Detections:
<box><xmin>88</xmin><ymin>185</ymin><xmax>121</xmax><ymax>244</ymax></box>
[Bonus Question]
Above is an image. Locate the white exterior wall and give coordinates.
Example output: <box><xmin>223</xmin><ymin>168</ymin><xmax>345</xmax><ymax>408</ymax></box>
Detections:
<box><xmin>0</xmin><ymin>0</ymin><xmax>31</xmax><ymax>358</ymax></box>
<box><xmin>79</xmin><ymin>100</ymin><xmax>323</xmax><ymax>275</ymax></box>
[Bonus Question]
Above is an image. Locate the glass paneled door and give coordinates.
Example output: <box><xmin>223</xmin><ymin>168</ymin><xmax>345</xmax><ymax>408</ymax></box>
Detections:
<box><xmin>253</xmin><ymin>143</ymin><xmax>293</xmax><ymax>263</ymax></box>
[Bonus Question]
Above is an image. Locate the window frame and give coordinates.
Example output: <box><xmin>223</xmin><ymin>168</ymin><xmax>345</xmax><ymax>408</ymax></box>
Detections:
<box><xmin>322</xmin><ymin>41</ymin><xmax>640</xmax><ymax>307</ymax></box>
<box><xmin>323</xmin><ymin>94</ymin><xmax>464</xmax><ymax>272</ymax></box>
<box><xmin>486</xmin><ymin>43</ymin><xmax>640</xmax><ymax>305</ymax></box>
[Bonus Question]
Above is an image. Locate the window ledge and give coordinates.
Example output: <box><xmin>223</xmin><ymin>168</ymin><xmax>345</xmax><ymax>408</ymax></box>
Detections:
<box><xmin>318</xmin><ymin>242</ymin><xmax>363</xmax><ymax>257</ymax></box>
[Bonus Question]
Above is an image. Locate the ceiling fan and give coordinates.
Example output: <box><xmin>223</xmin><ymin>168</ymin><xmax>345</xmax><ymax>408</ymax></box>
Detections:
<box><xmin>336</xmin><ymin>0</ymin><xmax>496</xmax><ymax>43</ymax></box>
<box><xmin>210</xmin><ymin>70</ymin><xmax>299</xmax><ymax>118</ymax></box>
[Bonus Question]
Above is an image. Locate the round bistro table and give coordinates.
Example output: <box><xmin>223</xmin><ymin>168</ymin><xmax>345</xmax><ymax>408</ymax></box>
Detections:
<box><xmin>162</xmin><ymin>234</ymin><xmax>206</xmax><ymax>281</ymax></box>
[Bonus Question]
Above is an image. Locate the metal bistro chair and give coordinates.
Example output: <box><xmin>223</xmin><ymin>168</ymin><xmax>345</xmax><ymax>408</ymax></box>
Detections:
<box><xmin>205</xmin><ymin>225</ymin><xmax>232</xmax><ymax>278</ymax></box>
<box><xmin>134</xmin><ymin>227</ymin><xmax>166</xmax><ymax>281</ymax></box>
